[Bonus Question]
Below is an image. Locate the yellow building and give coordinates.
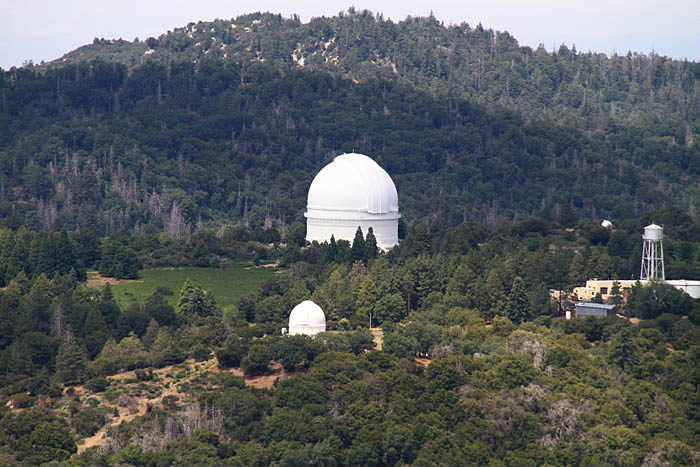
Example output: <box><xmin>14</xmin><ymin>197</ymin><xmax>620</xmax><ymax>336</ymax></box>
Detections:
<box><xmin>574</xmin><ymin>279</ymin><xmax>700</xmax><ymax>302</ymax></box>
<box><xmin>573</xmin><ymin>280</ymin><xmax>639</xmax><ymax>302</ymax></box>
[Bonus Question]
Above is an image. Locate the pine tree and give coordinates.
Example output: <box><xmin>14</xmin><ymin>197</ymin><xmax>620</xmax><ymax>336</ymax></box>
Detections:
<box><xmin>568</xmin><ymin>254</ymin><xmax>587</xmax><ymax>286</ymax></box>
<box><xmin>142</xmin><ymin>319</ymin><xmax>160</xmax><ymax>351</ymax></box>
<box><xmin>149</xmin><ymin>328</ymin><xmax>184</xmax><ymax>367</ymax></box>
<box><xmin>177</xmin><ymin>279</ymin><xmax>196</xmax><ymax>315</ymax></box>
<box><xmin>609</xmin><ymin>328</ymin><xmax>640</xmax><ymax>371</ymax></box>
<box><xmin>356</xmin><ymin>275</ymin><xmax>378</xmax><ymax>319</ymax></box>
<box><xmin>98</xmin><ymin>283</ymin><xmax>121</xmax><ymax>328</ymax></box>
<box><xmin>365</xmin><ymin>227</ymin><xmax>378</xmax><ymax>260</ymax></box>
<box><xmin>92</xmin><ymin>337</ymin><xmax>120</xmax><ymax>375</ymax></box>
<box><xmin>610</xmin><ymin>280</ymin><xmax>624</xmax><ymax>308</ymax></box>
<box><xmin>350</xmin><ymin>227</ymin><xmax>366</xmax><ymax>263</ymax></box>
<box><xmin>322</xmin><ymin>235</ymin><xmax>338</xmax><ymax>264</ymax></box>
<box><xmin>505</xmin><ymin>276</ymin><xmax>532</xmax><ymax>325</ymax></box>
<box><xmin>528</xmin><ymin>281</ymin><xmax>552</xmax><ymax>316</ymax></box>
<box><xmin>178</xmin><ymin>280</ymin><xmax>217</xmax><ymax>317</ymax></box>
<box><xmin>20</xmin><ymin>274</ymin><xmax>52</xmax><ymax>334</ymax></box>
<box><xmin>82</xmin><ymin>307</ymin><xmax>109</xmax><ymax>358</ymax></box>
<box><xmin>55</xmin><ymin>339</ymin><xmax>89</xmax><ymax>385</ymax></box>
<box><xmin>558</xmin><ymin>203</ymin><xmax>577</xmax><ymax>228</ymax></box>
<box><xmin>484</xmin><ymin>268</ymin><xmax>506</xmax><ymax>321</ymax></box>
<box><xmin>446</xmin><ymin>263</ymin><xmax>477</xmax><ymax>303</ymax></box>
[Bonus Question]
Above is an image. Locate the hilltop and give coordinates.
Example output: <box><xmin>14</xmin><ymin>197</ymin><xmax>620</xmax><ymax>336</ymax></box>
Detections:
<box><xmin>49</xmin><ymin>10</ymin><xmax>699</xmax><ymax>132</ymax></box>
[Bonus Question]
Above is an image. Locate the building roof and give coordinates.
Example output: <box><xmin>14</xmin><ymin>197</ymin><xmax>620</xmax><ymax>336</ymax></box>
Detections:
<box><xmin>306</xmin><ymin>153</ymin><xmax>399</xmax><ymax>215</ymax></box>
<box><xmin>289</xmin><ymin>300</ymin><xmax>326</xmax><ymax>329</ymax></box>
<box><xmin>575</xmin><ymin>302</ymin><xmax>616</xmax><ymax>310</ymax></box>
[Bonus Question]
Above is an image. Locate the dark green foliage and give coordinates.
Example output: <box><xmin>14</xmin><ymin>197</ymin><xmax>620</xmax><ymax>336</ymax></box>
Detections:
<box><xmin>99</xmin><ymin>239</ymin><xmax>141</xmax><ymax>279</ymax></box>
<box><xmin>116</xmin><ymin>304</ymin><xmax>151</xmax><ymax>339</ymax></box>
<box><xmin>72</xmin><ymin>407</ymin><xmax>109</xmax><ymax>436</ymax></box>
<box><xmin>23</xmin><ymin>421</ymin><xmax>77</xmax><ymax>464</ymax></box>
<box><xmin>216</xmin><ymin>338</ymin><xmax>249</xmax><ymax>369</ymax></box>
<box><xmin>348</xmin><ymin>328</ymin><xmax>376</xmax><ymax>354</ymax></box>
<box><xmin>365</xmin><ymin>227</ymin><xmax>378</xmax><ymax>259</ymax></box>
<box><xmin>505</xmin><ymin>276</ymin><xmax>532</xmax><ymax>325</ymax></box>
<box><xmin>84</xmin><ymin>376</ymin><xmax>109</xmax><ymax>392</ymax></box>
<box><xmin>270</xmin><ymin>335</ymin><xmax>322</xmax><ymax>372</ymax></box>
<box><xmin>241</xmin><ymin>345</ymin><xmax>271</xmax><ymax>377</ymax></box>
<box><xmin>54</xmin><ymin>339</ymin><xmax>89</xmax><ymax>385</ymax></box>
<box><xmin>0</xmin><ymin>49</ymin><xmax>695</xmax><ymax>235</ymax></box>
<box><xmin>350</xmin><ymin>227</ymin><xmax>366</xmax><ymax>263</ymax></box>
<box><xmin>383</xmin><ymin>332</ymin><xmax>419</xmax><ymax>359</ymax></box>
<box><xmin>627</xmin><ymin>281</ymin><xmax>696</xmax><ymax>320</ymax></box>
<box><xmin>177</xmin><ymin>279</ymin><xmax>218</xmax><ymax>317</ymax></box>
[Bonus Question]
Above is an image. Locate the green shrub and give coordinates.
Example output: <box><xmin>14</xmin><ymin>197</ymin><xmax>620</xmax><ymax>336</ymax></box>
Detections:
<box><xmin>73</xmin><ymin>407</ymin><xmax>109</xmax><ymax>436</ymax></box>
<box><xmin>9</xmin><ymin>393</ymin><xmax>34</xmax><ymax>408</ymax></box>
<box><xmin>85</xmin><ymin>376</ymin><xmax>110</xmax><ymax>393</ymax></box>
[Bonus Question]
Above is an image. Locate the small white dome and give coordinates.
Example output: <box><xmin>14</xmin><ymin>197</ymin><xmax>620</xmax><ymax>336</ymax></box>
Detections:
<box><xmin>307</xmin><ymin>153</ymin><xmax>398</xmax><ymax>215</ymax></box>
<box><xmin>289</xmin><ymin>300</ymin><xmax>326</xmax><ymax>335</ymax></box>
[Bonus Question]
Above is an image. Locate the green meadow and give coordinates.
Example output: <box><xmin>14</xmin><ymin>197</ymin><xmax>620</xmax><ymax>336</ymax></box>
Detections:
<box><xmin>87</xmin><ymin>264</ymin><xmax>275</xmax><ymax>310</ymax></box>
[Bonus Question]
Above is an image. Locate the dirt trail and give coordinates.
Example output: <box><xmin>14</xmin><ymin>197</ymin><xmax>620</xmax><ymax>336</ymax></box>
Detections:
<box><xmin>244</xmin><ymin>261</ymin><xmax>280</xmax><ymax>270</ymax></box>
<box><xmin>76</xmin><ymin>358</ymin><xmax>281</xmax><ymax>454</ymax></box>
<box><xmin>86</xmin><ymin>273</ymin><xmax>143</xmax><ymax>287</ymax></box>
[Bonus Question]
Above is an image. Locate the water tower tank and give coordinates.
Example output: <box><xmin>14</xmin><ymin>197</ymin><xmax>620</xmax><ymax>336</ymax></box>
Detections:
<box><xmin>642</xmin><ymin>224</ymin><xmax>663</xmax><ymax>241</ymax></box>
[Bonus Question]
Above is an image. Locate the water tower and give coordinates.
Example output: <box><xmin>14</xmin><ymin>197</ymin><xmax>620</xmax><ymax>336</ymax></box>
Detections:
<box><xmin>640</xmin><ymin>224</ymin><xmax>664</xmax><ymax>281</ymax></box>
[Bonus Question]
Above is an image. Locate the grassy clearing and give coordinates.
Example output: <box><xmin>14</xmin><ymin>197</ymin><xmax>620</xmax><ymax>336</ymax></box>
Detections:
<box><xmin>87</xmin><ymin>264</ymin><xmax>275</xmax><ymax>309</ymax></box>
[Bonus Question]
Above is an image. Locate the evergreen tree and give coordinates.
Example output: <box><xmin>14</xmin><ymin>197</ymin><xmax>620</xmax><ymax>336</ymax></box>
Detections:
<box><xmin>82</xmin><ymin>307</ymin><xmax>109</xmax><ymax>358</ymax></box>
<box><xmin>149</xmin><ymin>328</ymin><xmax>184</xmax><ymax>367</ymax></box>
<box><xmin>558</xmin><ymin>203</ymin><xmax>577</xmax><ymax>228</ymax></box>
<box><xmin>356</xmin><ymin>275</ymin><xmax>378</xmax><ymax>322</ymax></box>
<box><xmin>609</xmin><ymin>328</ymin><xmax>640</xmax><ymax>371</ymax></box>
<box><xmin>365</xmin><ymin>227</ymin><xmax>378</xmax><ymax>260</ymax></box>
<box><xmin>350</xmin><ymin>227</ymin><xmax>366</xmax><ymax>263</ymax></box>
<box><xmin>19</xmin><ymin>273</ymin><xmax>52</xmax><ymax>334</ymax></box>
<box><xmin>568</xmin><ymin>254</ymin><xmax>587</xmax><ymax>286</ymax></box>
<box><xmin>55</xmin><ymin>339</ymin><xmax>89</xmax><ymax>385</ymax></box>
<box><xmin>92</xmin><ymin>337</ymin><xmax>120</xmax><ymax>375</ymax></box>
<box><xmin>484</xmin><ymin>268</ymin><xmax>506</xmax><ymax>321</ymax></box>
<box><xmin>528</xmin><ymin>281</ymin><xmax>552</xmax><ymax>316</ymax></box>
<box><xmin>97</xmin><ymin>283</ymin><xmax>121</xmax><ymax>328</ymax></box>
<box><xmin>177</xmin><ymin>279</ymin><xmax>196</xmax><ymax>314</ymax></box>
<box><xmin>141</xmin><ymin>319</ymin><xmax>160</xmax><ymax>350</ymax></box>
<box><xmin>177</xmin><ymin>279</ymin><xmax>217</xmax><ymax>317</ymax></box>
<box><xmin>322</xmin><ymin>235</ymin><xmax>338</xmax><ymax>264</ymax></box>
<box><xmin>505</xmin><ymin>276</ymin><xmax>532</xmax><ymax>324</ymax></box>
<box><xmin>446</xmin><ymin>263</ymin><xmax>477</xmax><ymax>304</ymax></box>
<box><xmin>54</xmin><ymin>230</ymin><xmax>77</xmax><ymax>275</ymax></box>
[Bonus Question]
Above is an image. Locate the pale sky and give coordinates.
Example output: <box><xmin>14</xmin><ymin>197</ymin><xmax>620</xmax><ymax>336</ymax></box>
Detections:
<box><xmin>1</xmin><ymin>0</ymin><xmax>698</xmax><ymax>69</ymax></box>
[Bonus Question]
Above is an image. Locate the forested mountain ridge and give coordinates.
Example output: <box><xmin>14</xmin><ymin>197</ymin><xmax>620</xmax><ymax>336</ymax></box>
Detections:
<box><xmin>0</xmin><ymin>59</ymin><xmax>697</xmax><ymax>235</ymax></box>
<box><xmin>47</xmin><ymin>10</ymin><xmax>700</xmax><ymax>133</ymax></box>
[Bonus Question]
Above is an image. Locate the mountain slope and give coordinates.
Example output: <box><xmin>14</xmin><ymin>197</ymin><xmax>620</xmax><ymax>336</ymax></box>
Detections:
<box><xmin>50</xmin><ymin>10</ymin><xmax>700</xmax><ymax>134</ymax></box>
<box><xmin>0</xmin><ymin>60</ymin><xmax>696</xmax><ymax>234</ymax></box>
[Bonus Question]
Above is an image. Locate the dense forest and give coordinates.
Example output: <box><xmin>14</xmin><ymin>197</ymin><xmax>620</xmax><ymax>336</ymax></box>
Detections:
<box><xmin>0</xmin><ymin>9</ymin><xmax>698</xmax><ymax>466</ymax></box>
<box><xmin>0</xmin><ymin>58</ymin><xmax>697</xmax><ymax>235</ymax></box>
<box><xmin>0</xmin><ymin>209</ymin><xmax>698</xmax><ymax>466</ymax></box>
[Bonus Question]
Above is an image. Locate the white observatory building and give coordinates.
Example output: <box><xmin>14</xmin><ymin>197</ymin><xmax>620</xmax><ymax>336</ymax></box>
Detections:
<box><xmin>288</xmin><ymin>300</ymin><xmax>326</xmax><ymax>335</ymax></box>
<box><xmin>305</xmin><ymin>153</ymin><xmax>400</xmax><ymax>250</ymax></box>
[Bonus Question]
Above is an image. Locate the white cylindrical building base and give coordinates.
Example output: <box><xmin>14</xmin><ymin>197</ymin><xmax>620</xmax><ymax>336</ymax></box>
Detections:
<box><xmin>305</xmin><ymin>212</ymin><xmax>399</xmax><ymax>250</ymax></box>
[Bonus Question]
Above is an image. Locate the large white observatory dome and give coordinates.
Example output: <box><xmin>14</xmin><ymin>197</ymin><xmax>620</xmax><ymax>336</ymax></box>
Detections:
<box><xmin>288</xmin><ymin>300</ymin><xmax>326</xmax><ymax>335</ymax></box>
<box><xmin>305</xmin><ymin>153</ymin><xmax>400</xmax><ymax>250</ymax></box>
